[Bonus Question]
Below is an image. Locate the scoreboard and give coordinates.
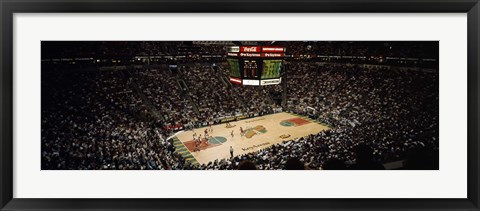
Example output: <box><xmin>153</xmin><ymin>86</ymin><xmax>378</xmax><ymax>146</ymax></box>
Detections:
<box><xmin>227</xmin><ymin>46</ymin><xmax>285</xmax><ymax>86</ymax></box>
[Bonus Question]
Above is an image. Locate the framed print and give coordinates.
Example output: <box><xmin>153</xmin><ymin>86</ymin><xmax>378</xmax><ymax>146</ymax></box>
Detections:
<box><xmin>1</xmin><ymin>0</ymin><xmax>479</xmax><ymax>210</ymax></box>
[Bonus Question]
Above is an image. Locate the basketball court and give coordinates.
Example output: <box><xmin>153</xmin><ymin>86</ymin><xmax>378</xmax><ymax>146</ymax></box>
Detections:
<box><xmin>172</xmin><ymin>112</ymin><xmax>330</xmax><ymax>165</ymax></box>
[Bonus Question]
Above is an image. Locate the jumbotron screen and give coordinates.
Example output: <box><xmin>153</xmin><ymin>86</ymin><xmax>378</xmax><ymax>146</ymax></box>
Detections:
<box><xmin>227</xmin><ymin>58</ymin><xmax>241</xmax><ymax>78</ymax></box>
<box><xmin>227</xmin><ymin>46</ymin><xmax>285</xmax><ymax>86</ymax></box>
<box><xmin>262</xmin><ymin>60</ymin><xmax>282</xmax><ymax>79</ymax></box>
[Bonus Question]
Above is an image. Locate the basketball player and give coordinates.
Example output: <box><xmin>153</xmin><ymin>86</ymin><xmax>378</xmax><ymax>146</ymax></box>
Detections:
<box><xmin>230</xmin><ymin>146</ymin><xmax>234</xmax><ymax>158</ymax></box>
<box><xmin>199</xmin><ymin>137</ymin><xmax>204</xmax><ymax>149</ymax></box>
<box><xmin>192</xmin><ymin>131</ymin><xmax>196</xmax><ymax>140</ymax></box>
<box><xmin>231</xmin><ymin>130</ymin><xmax>234</xmax><ymax>138</ymax></box>
<box><xmin>240</xmin><ymin>127</ymin><xmax>244</xmax><ymax>136</ymax></box>
<box><xmin>194</xmin><ymin>139</ymin><xmax>199</xmax><ymax>152</ymax></box>
<box><xmin>209</xmin><ymin>124</ymin><xmax>213</xmax><ymax>133</ymax></box>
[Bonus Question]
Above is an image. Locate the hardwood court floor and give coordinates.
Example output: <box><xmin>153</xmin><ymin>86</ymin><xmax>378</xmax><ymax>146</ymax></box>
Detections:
<box><xmin>173</xmin><ymin>112</ymin><xmax>330</xmax><ymax>165</ymax></box>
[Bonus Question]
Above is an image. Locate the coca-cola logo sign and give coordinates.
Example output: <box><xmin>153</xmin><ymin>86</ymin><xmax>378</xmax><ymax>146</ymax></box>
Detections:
<box><xmin>241</xmin><ymin>46</ymin><xmax>260</xmax><ymax>52</ymax></box>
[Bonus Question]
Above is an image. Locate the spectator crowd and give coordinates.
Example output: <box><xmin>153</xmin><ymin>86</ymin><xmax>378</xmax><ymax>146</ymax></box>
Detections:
<box><xmin>41</xmin><ymin>41</ymin><xmax>439</xmax><ymax>170</ymax></box>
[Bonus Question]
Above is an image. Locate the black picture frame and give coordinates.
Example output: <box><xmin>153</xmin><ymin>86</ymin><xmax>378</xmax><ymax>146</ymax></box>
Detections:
<box><xmin>1</xmin><ymin>0</ymin><xmax>479</xmax><ymax>210</ymax></box>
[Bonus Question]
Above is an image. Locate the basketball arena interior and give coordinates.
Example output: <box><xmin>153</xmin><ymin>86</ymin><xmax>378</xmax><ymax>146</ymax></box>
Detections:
<box><xmin>41</xmin><ymin>41</ymin><xmax>439</xmax><ymax>170</ymax></box>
